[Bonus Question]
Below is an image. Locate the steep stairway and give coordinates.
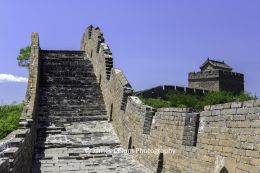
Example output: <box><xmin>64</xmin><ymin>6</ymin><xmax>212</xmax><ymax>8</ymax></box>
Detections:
<box><xmin>32</xmin><ymin>50</ymin><xmax>150</xmax><ymax>173</ymax></box>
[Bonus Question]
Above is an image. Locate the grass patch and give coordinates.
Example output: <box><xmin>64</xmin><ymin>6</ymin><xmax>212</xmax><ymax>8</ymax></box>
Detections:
<box><xmin>140</xmin><ymin>91</ymin><xmax>257</xmax><ymax>110</ymax></box>
<box><xmin>0</xmin><ymin>104</ymin><xmax>23</xmax><ymax>139</ymax></box>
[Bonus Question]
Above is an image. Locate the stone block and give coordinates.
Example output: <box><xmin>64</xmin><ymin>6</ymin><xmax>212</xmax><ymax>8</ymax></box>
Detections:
<box><xmin>231</xmin><ymin>102</ymin><xmax>242</xmax><ymax>108</ymax></box>
<box><xmin>250</xmin><ymin>120</ymin><xmax>260</xmax><ymax>127</ymax></box>
<box><xmin>250</xmin><ymin>159</ymin><xmax>260</xmax><ymax>166</ymax></box>
<box><xmin>232</xmin><ymin>115</ymin><xmax>246</xmax><ymax>121</ymax></box>
<box><xmin>245</xmin><ymin>150</ymin><xmax>259</xmax><ymax>158</ymax></box>
<box><xmin>253</xmin><ymin>100</ymin><xmax>260</xmax><ymax>107</ymax></box>
<box><xmin>243</xmin><ymin>100</ymin><xmax>254</xmax><ymax>108</ymax></box>
<box><xmin>241</xmin><ymin>142</ymin><xmax>255</xmax><ymax>150</ymax></box>
<box><xmin>223</xmin><ymin>103</ymin><xmax>231</xmax><ymax>109</ymax></box>
<box><xmin>246</xmin><ymin>113</ymin><xmax>259</xmax><ymax>120</ymax></box>
<box><xmin>222</xmin><ymin>146</ymin><xmax>233</xmax><ymax>153</ymax></box>
<box><xmin>236</xmin><ymin>108</ymin><xmax>249</xmax><ymax>115</ymax></box>
<box><xmin>225</xmin><ymin>109</ymin><xmax>237</xmax><ymax>115</ymax></box>
<box><xmin>204</xmin><ymin>105</ymin><xmax>211</xmax><ymax>111</ymax></box>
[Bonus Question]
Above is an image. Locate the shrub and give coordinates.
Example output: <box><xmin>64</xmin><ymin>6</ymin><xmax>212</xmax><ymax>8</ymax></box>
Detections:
<box><xmin>0</xmin><ymin>104</ymin><xmax>23</xmax><ymax>139</ymax></box>
<box><xmin>141</xmin><ymin>98</ymin><xmax>171</xmax><ymax>109</ymax></box>
<box><xmin>140</xmin><ymin>91</ymin><xmax>256</xmax><ymax>111</ymax></box>
<box><xmin>165</xmin><ymin>91</ymin><xmax>200</xmax><ymax>108</ymax></box>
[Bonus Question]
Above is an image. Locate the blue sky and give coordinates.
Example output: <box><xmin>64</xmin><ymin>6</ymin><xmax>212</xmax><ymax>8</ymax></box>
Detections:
<box><xmin>0</xmin><ymin>0</ymin><xmax>259</xmax><ymax>104</ymax></box>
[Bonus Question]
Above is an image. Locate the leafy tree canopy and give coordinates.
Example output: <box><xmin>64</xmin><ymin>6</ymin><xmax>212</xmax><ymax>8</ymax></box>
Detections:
<box><xmin>17</xmin><ymin>46</ymin><xmax>31</xmax><ymax>67</ymax></box>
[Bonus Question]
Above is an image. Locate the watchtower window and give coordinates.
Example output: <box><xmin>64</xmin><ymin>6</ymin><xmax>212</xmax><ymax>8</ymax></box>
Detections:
<box><xmin>220</xmin><ymin>167</ymin><xmax>228</xmax><ymax>173</ymax></box>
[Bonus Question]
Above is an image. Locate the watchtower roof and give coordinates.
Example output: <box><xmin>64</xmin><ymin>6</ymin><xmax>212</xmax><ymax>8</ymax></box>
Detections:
<box><xmin>200</xmin><ymin>58</ymin><xmax>232</xmax><ymax>72</ymax></box>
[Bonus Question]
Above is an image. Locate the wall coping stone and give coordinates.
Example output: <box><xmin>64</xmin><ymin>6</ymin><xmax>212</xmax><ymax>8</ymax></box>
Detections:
<box><xmin>207</xmin><ymin>99</ymin><xmax>259</xmax><ymax>111</ymax></box>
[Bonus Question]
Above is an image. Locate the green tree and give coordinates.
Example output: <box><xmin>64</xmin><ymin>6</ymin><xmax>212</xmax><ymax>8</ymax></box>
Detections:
<box><xmin>17</xmin><ymin>46</ymin><xmax>31</xmax><ymax>67</ymax></box>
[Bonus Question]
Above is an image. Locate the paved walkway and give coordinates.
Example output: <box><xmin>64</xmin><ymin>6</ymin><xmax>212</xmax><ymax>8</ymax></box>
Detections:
<box><xmin>33</xmin><ymin>121</ymin><xmax>151</xmax><ymax>173</ymax></box>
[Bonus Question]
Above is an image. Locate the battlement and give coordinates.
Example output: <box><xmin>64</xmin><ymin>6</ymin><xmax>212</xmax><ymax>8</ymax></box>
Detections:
<box><xmin>188</xmin><ymin>70</ymin><xmax>244</xmax><ymax>80</ymax></box>
<box><xmin>135</xmin><ymin>85</ymin><xmax>207</xmax><ymax>98</ymax></box>
<box><xmin>81</xmin><ymin>26</ymin><xmax>113</xmax><ymax>81</ymax></box>
<box><xmin>80</xmin><ymin>26</ymin><xmax>257</xmax><ymax>172</ymax></box>
<box><xmin>81</xmin><ymin>25</ymin><xmax>112</xmax><ymax>56</ymax></box>
<box><xmin>219</xmin><ymin>70</ymin><xmax>244</xmax><ymax>78</ymax></box>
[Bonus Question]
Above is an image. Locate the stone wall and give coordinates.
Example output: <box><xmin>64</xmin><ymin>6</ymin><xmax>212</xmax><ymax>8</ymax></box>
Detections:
<box><xmin>188</xmin><ymin>70</ymin><xmax>244</xmax><ymax>94</ymax></box>
<box><xmin>219</xmin><ymin>71</ymin><xmax>244</xmax><ymax>94</ymax></box>
<box><xmin>136</xmin><ymin>85</ymin><xmax>207</xmax><ymax>98</ymax></box>
<box><xmin>0</xmin><ymin>33</ymin><xmax>40</xmax><ymax>173</ymax></box>
<box><xmin>81</xmin><ymin>26</ymin><xmax>260</xmax><ymax>173</ymax></box>
<box><xmin>197</xmin><ymin>101</ymin><xmax>260</xmax><ymax>173</ymax></box>
<box><xmin>0</xmin><ymin>25</ymin><xmax>257</xmax><ymax>173</ymax></box>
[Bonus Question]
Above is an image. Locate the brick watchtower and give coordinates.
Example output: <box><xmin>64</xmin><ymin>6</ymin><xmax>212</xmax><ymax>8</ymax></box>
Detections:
<box><xmin>188</xmin><ymin>58</ymin><xmax>244</xmax><ymax>94</ymax></box>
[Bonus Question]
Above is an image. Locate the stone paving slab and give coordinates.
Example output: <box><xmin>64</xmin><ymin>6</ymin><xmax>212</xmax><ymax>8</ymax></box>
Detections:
<box><xmin>33</xmin><ymin>121</ymin><xmax>151</xmax><ymax>173</ymax></box>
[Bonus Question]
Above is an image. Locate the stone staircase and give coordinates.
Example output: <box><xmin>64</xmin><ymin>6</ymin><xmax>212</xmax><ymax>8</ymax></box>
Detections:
<box><xmin>37</xmin><ymin>50</ymin><xmax>107</xmax><ymax>124</ymax></box>
<box><xmin>32</xmin><ymin>50</ymin><xmax>150</xmax><ymax>173</ymax></box>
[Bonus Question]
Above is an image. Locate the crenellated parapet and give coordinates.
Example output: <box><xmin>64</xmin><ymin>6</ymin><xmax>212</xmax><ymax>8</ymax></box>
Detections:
<box><xmin>80</xmin><ymin>26</ymin><xmax>134</xmax><ymax>119</ymax></box>
<box><xmin>84</xmin><ymin>26</ymin><xmax>260</xmax><ymax>172</ymax></box>
<box><xmin>136</xmin><ymin>85</ymin><xmax>207</xmax><ymax>98</ymax></box>
<box><xmin>81</xmin><ymin>26</ymin><xmax>113</xmax><ymax>80</ymax></box>
<box><xmin>189</xmin><ymin>70</ymin><xmax>244</xmax><ymax>81</ymax></box>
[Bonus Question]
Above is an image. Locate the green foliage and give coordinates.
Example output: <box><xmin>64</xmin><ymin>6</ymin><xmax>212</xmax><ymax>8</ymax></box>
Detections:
<box><xmin>201</xmin><ymin>91</ymin><xmax>234</xmax><ymax>106</ymax></box>
<box><xmin>141</xmin><ymin>98</ymin><xmax>171</xmax><ymax>108</ymax></box>
<box><xmin>234</xmin><ymin>92</ymin><xmax>257</xmax><ymax>102</ymax></box>
<box><xmin>165</xmin><ymin>91</ymin><xmax>200</xmax><ymax>109</ymax></box>
<box><xmin>0</xmin><ymin>104</ymin><xmax>23</xmax><ymax>139</ymax></box>
<box><xmin>140</xmin><ymin>91</ymin><xmax>257</xmax><ymax>110</ymax></box>
<box><xmin>17</xmin><ymin>46</ymin><xmax>31</xmax><ymax>67</ymax></box>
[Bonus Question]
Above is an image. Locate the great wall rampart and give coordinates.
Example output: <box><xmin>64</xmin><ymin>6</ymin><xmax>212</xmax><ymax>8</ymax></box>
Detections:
<box><xmin>0</xmin><ymin>25</ymin><xmax>259</xmax><ymax>173</ymax></box>
<box><xmin>80</xmin><ymin>26</ymin><xmax>260</xmax><ymax>173</ymax></box>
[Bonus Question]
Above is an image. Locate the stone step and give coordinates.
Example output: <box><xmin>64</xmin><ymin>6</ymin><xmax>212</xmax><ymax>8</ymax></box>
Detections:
<box><xmin>38</xmin><ymin>96</ymin><xmax>103</xmax><ymax>100</ymax></box>
<box><xmin>38</xmin><ymin>115</ymin><xmax>108</xmax><ymax>123</ymax></box>
<box><xmin>38</xmin><ymin>114</ymin><xmax>107</xmax><ymax>118</ymax></box>
<box><xmin>31</xmin><ymin>50</ymin><xmax>152</xmax><ymax>173</ymax></box>
<box><xmin>40</xmin><ymin>50</ymin><xmax>84</xmax><ymax>55</ymax></box>
<box><xmin>38</xmin><ymin>106</ymin><xmax>106</xmax><ymax>110</ymax></box>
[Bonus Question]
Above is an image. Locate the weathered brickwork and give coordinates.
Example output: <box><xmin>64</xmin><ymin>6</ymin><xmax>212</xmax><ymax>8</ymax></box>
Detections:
<box><xmin>0</xmin><ymin>33</ymin><xmax>40</xmax><ymax>173</ymax></box>
<box><xmin>0</xmin><ymin>25</ymin><xmax>259</xmax><ymax>173</ymax></box>
<box><xmin>136</xmin><ymin>85</ymin><xmax>207</xmax><ymax>98</ymax></box>
<box><xmin>188</xmin><ymin>63</ymin><xmax>244</xmax><ymax>94</ymax></box>
<box><xmin>81</xmin><ymin>26</ymin><xmax>260</xmax><ymax>173</ymax></box>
